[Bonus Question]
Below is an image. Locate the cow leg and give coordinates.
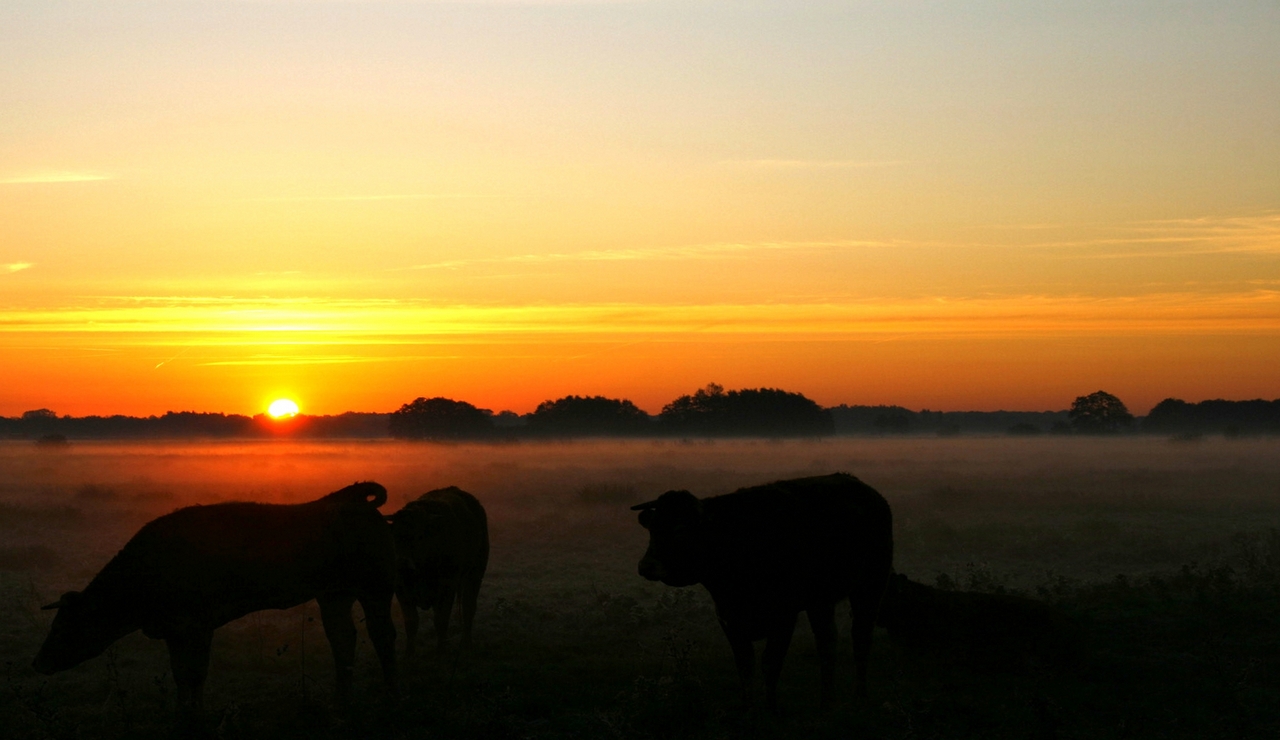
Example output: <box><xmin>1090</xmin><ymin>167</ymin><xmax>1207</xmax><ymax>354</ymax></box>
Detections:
<box><xmin>850</xmin><ymin>592</ymin><xmax>879</xmax><ymax>697</ymax></box>
<box><xmin>166</xmin><ymin>626</ymin><xmax>214</xmax><ymax>722</ymax></box>
<box><xmin>399</xmin><ymin>593</ymin><xmax>420</xmax><ymax>659</ymax></box>
<box><xmin>317</xmin><ymin>594</ymin><xmax>357</xmax><ymax>706</ymax></box>
<box><xmin>359</xmin><ymin>590</ymin><xmax>399</xmax><ymax>696</ymax></box>
<box><xmin>459</xmin><ymin>573</ymin><xmax>480</xmax><ymax>649</ymax></box>
<box><xmin>720</xmin><ymin>621</ymin><xmax>756</xmax><ymax>706</ymax></box>
<box><xmin>807</xmin><ymin>602</ymin><xmax>838</xmax><ymax>709</ymax></box>
<box><xmin>432</xmin><ymin>583</ymin><xmax>457</xmax><ymax>654</ymax></box>
<box><xmin>762</xmin><ymin>612</ymin><xmax>798</xmax><ymax>712</ymax></box>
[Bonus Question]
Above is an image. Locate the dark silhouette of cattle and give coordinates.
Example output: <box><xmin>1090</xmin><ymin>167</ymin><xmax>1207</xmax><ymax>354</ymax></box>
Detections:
<box><xmin>878</xmin><ymin>573</ymin><xmax>1079</xmax><ymax>671</ymax></box>
<box><xmin>389</xmin><ymin>486</ymin><xmax>489</xmax><ymax>656</ymax></box>
<box><xmin>632</xmin><ymin>473</ymin><xmax>893</xmax><ymax>709</ymax></box>
<box><xmin>32</xmin><ymin>482</ymin><xmax>398</xmax><ymax>719</ymax></box>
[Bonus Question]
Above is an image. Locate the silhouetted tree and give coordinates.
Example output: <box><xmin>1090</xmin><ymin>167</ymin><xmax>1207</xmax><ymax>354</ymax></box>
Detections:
<box><xmin>1143</xmin><ymin>397</ymin><xmax>1280</xmax><ymax>436</ymax></box>
<box><xmin>527</xmin><ymin>395</ymin><xmax>651</xmax><ymax>436</ymax></box>
<box><xmin>490</xmin><ymin>410</ymin><xmax>526</xmax><ymax>428</ymax></box>
<box><xmin>389</xmin><ymin>397</ymin><xmax>494</xmax><ymax>440</ymax></box>
<box><xmin>22</xmin><ymin>409</ymin><xmax>57</xmax><ymax>421</ymax></box>
<box><xmin>873</xmin><ymin>412</ymin><xmax>913</xmax><ymax>434</ymax></box>
<box><xmin>660</xmin><ymin>383</ymin><xmax>834</xmax><ymax>437</ymax></box>
<box><xmin>1069</xmin><ymin>391</ymin><xmax>1133</xmax><ymax>434</ymax></box>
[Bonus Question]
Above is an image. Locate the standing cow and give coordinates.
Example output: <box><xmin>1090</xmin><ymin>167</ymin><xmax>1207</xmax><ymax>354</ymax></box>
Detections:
<box><xmin>632</xmin><ymin>473</ymin><xmax>893</xmax><ymax>709</ymax></box>
<box><xmin>389</xmin><ymin>486</ymin><xmax>489</xmax><ymax>656</ymax></box>
<box><xmin>32</xmin><ymin>482</ymin><xmax>398</xmax><ymax>718</ymax></box>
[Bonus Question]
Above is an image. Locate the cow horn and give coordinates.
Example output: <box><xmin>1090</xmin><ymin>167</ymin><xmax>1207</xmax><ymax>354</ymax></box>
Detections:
<box><xmin>630</xmin><ymin>500</ymin><xmax>659</xmax><ymax>511</ymax></box>
<box><xmin>39</xmin><ymin>600</ymin><xmax>63</xmax><ymax>611</ymax></box>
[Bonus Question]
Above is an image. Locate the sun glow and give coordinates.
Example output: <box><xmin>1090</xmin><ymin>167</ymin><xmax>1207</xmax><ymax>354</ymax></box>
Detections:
<box><xmin>267</xmin><ymin>399</ymin><xmax>299</xmax><ymax>419</ymax></box>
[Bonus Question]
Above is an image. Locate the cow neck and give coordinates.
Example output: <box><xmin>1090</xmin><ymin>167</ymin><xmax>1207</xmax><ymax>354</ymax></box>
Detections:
<box><xmin>82</xmin><ymin>548</ymin><xmax>148</xmax><ymax>632</ymax></box>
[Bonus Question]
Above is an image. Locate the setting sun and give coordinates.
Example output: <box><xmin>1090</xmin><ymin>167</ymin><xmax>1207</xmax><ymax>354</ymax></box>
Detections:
<box><xmin>267</xmin><ymin>399</ymin><xmax>299</xmax><ymax>419</ymax></box>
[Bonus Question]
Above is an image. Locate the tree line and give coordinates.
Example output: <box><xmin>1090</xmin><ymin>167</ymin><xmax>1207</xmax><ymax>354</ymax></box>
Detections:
<box><xmin>4</xmin><ymin>387</ymin><xmax>1277</xmax><ymax>441</ymax></box>
<box><xmin>387</xmin><ymin>384</ymin><xmax>834</xmax><ymax>440</ymax></box>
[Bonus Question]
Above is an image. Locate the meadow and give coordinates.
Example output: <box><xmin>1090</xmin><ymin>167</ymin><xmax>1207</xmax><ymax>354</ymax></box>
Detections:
<box><xmin>1</xmin><ymin>436</ymin><xmax>1278</xmax><ymax>739</ymax></box>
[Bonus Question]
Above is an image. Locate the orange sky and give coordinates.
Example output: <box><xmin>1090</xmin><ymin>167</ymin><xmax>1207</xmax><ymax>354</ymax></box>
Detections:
<box><xmin>2</xmin><ymin>2</ymin><xmax>1278</xmax><ymax>417</ymax></box>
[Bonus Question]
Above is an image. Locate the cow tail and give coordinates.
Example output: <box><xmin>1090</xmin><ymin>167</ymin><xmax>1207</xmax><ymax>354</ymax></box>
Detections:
<box><xmin>364</xmin><ymin>485</ymin><xmax>388</xmax><ymax>509</ymax></box>
<box><xmin>325</xmin><ymin>481</ymin><xmax>389</xmax><ymax>508</ymax></box>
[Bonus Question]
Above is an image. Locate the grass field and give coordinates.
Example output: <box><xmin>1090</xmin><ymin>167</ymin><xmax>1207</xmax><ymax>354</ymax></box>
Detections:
<box><xmin>2</xmin><ymin>436</ymin><xmax>1279</xmax><ymax>739</ymax></box>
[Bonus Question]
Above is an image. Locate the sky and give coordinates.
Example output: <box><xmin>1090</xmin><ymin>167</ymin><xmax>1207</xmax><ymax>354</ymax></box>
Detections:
<box><xmin>2</xmin><ymin>0</ymin><xmax>1278</xmax><ymax>416</ymax></box>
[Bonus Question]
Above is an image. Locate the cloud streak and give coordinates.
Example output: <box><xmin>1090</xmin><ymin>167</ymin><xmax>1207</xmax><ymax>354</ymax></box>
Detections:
<box><xmin>249</xmin><ymin>193</ymin><xmax>507</xmax><ymax>202</ymax></box>
<box><xmin>406</xmin><ymin>239</ymin><xmax>892</xmax><ymax>270</ymax></box>
<box><xmin>4</xmin><ymin>263</ymin><xmax>33</xmax><ymax>274</ymax></box>
<box><xmin>1</xmin><ymin>172</ymin><xmax>112</xmax><ymax>184</ymax></box>
<box><xmin>3</xmin><ymin>292</ymin><xmax>1278</xmax><ymax>341</ymax></box>
<box><xmin>724</xmin><ymin>159</ymin><xmax>908</xmax><ymax>169</ymax></box>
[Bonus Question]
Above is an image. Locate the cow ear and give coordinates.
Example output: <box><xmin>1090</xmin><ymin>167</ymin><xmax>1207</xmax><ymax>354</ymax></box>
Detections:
<box><xmin>637</xmin><ymin>509</ymin><xmax>656</xmax><ymax>529</ymax></box>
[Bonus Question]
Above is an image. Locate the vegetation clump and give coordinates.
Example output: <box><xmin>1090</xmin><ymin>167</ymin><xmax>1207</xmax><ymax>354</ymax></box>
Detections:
<box><xmin>389</xmin><ymin>397</ymin><xmax>495</xmax><ymax>440</ymax></box>
<box><xmin>527</xmin><ymin>396</ymin><xmax>652</xmax><ymax>437</ymax></box>
<box><xmin>659</xmin><ymin>383</ymin><xmax>834</xmax><ymax>437</ymax></box>
<box><xmin>1069</xmin><ymin>390</ymin><xmax>1134</xmax><ymax>434</ymax></box>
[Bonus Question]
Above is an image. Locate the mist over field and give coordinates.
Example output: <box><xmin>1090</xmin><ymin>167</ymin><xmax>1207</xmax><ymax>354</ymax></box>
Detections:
<box><xmin>2</xmin><ymin>437</ymin><xmax>1279</xmax><ymax>738</ymax></box>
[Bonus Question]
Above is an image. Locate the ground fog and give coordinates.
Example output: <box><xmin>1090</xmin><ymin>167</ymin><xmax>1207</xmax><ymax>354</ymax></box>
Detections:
<box><xmin>2</xmin><ymin>437</ymin><xmax>1278</xmax><ymax>739</ymax></box>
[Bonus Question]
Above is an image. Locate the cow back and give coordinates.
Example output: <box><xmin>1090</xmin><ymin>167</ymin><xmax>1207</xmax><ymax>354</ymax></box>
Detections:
<box><xmin>699</xmin><ymin>474</ymin><xmax>892</xmax><ymax>618</ymax></box>
<box><xmin>393</xmin><ymin>487</ymin><xmax>489</xmax><ymax>607</ymax></box>
<box><xmin>123</xmin><ymin>494</ymin><xmax>395</xmax><ymax>635</ymax></box>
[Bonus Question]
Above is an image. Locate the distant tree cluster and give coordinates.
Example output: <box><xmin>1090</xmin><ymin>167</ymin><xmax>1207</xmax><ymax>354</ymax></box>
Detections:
<box><xmin>386</xmin><ymin>384</ymin><xmax>833</xmax><ymax>440</ymax></box>
<box><xmin>0</xmin><ymin>410</ymin><xmax>390</xmax><ymax>441</ymax></box>
<box><xmin>388</xmin><ymin>398</ymin><xmax>494</xmax><ymax>440</ymax></box>
<box><xmin>658</xmin><ymin>383</ymin><xmax>834</xmax><ymax>437</ymax></box>
<box><xmin>829</xmin><ymin>405</ymin><xmax>1069</xmax><ymax>436</ymax></box>
<box><xmin>527</xmin><ymin>395</ymin><xmax>651</xmax><ymax>437</ymax></box>
<box><xmin>12</xmin><ymin>386</ymin><xmax>1273</xmax><ymax>442</ymax></box>
<box><xmin>1143</xmin><ymin>398</ymin><xmax>1280</xmax><ymax>436</ymax></box>
<box><xmin>1068</xmin><ymin>391</ymin><xmax>1134</xmax><ymax>434</ymax></box>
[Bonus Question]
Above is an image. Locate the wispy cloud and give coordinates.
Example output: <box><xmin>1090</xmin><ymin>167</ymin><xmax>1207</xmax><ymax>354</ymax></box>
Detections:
<box><xmin>724</xmin><ymin>159</ymin><xmax>908</xmax><ymax>169</ymax></box>
<box><xmin>1022</xmin><ymin>213</ymin><xmax>1280</xmax><ymax>258</ymax></box>
<box><xmin>407</xmin><ymin>239</ymin><xmax>891</xmax><ymax>270</ymax></box>
<box><xmin>222</xmin><ymin>1</ymin><xmax>643</xmax><ymax>5</ymax></box>
<box><xmin>248</xmin><ymin>193</ymin><xmax>507</xmax><ymax>202</ymax></box>
<box><xmin>196</xmin><ymin>354</ymin><xmax>392</xmax><ymax>367</ymax></box>
<box><xmin>3</xmin><ymin>292</ymin><xmax>1278</xmax><ymax>340</ymax></box>
<box><xmin>1</xmin><ymin>172</ymin><xmax>112</xmax><ymax>184</ymax></box>
<box><xmin>3</xmin><ymin>263</ymin><xmax>33</xmax><ymax>274</ymax></box>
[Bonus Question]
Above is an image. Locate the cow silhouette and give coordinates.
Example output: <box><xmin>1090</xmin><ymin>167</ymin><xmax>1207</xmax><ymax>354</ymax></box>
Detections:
<box><xmin>33</xmin><ymin>482</ymin><xmax>398</xmax><ymax>719</ymax></box>
<box><xmin>390</xmin><ymin>486</ymin><xmax>489</xmax><ymax>655</ymax></box>
<box><xmin>633</xmin><ymin>473</ymin><xmax>893</xmax><ymax>709</ymax></box>
<box><xmin>878</xmin><ymin>573</ymin><xmax>1080</xmax><ymax>671</ymax></box>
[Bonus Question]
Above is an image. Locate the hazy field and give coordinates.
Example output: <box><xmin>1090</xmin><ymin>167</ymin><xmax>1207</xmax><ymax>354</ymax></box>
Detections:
<box><xmin>2</xmin><ymin>436</ymin><xmax>1279</xmax><ymax>739</ymax></box>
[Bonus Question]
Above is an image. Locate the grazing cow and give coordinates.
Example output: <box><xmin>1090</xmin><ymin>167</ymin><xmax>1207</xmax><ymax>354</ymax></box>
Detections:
<box><xmin>632</xmin><ymin>473</ymin><xmax>893</xmax><ymax>709</ymax></box>
<box><xmin>877</xmin><ymin>573</ymin><xmax>1079</xmax><ymax>671</ymax></box>
<box><xmin>389</xmin><ymin>486</ymin><xmax>489</xmax><ymax>656</ymax></box>
<box><xmin>32</xmin><ymin>482</ymin><xmax>398</xmax><ymax>718</ymax></box>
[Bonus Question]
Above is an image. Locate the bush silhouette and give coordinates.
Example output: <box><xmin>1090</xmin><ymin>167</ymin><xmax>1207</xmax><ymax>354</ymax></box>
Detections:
<box><xmin>659</xmin><ymin>383</ymin><xmax>833</xmax><ymax>437</ymax></box>
<box><xmin>527</xmin><ymin>395</ymin><xmax>651</xmax><ymax>437</ymax></box>
<box><xmin>1069</xmin><ymin>391</ymin><xmax>1133</xmax><ymax>434</ymax></box>
<box><xmin>389</xmin><ymin>397</ymin><xmax>494</xmax><ymax>440</ymax></box>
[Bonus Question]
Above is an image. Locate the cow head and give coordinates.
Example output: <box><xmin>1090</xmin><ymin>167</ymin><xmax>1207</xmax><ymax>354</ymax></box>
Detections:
<box><xmin>631</xmin><ymin>490</ymin><xmax>705</xmax><ymax>587</ymax></box>
<box><xmin>32</xmin><ymin>591</ymin><xmax>130</xmax><ymax>674</ymax></box>
<box><xmin>389</xmin><ymin>506</ymin><xmax>451</xmax><ymax>605</ymax></box>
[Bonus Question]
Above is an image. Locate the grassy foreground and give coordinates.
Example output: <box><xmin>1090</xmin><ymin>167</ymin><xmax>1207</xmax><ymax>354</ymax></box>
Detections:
<box><xmin>1</xmin><ymin>437</ymin><xmax>1278</xmax><ymax>738</ymax></box>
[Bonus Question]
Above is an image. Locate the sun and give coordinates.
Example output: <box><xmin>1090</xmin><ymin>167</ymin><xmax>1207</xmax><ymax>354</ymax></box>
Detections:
<box><xmin>267</xmin><ymin>399</ymin><xmax>300</xmax><ymax>419</ymax></box>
